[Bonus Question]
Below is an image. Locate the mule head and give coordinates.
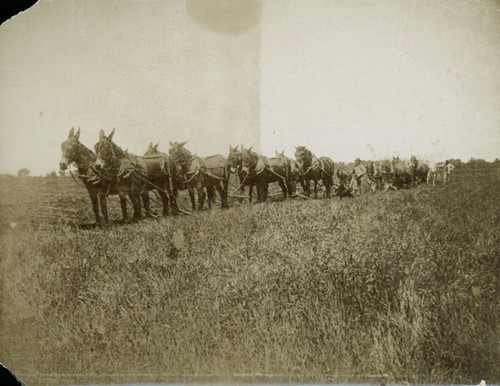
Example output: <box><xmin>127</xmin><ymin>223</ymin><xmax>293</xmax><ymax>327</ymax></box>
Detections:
<box><xmin>60</xmin><ymin>127</ymin><xmax>81</xmax><ymax>170</ymax></box>
<box><xmin>240</xmin><ymin>147</ymin><xmax>257</xmax><ymax>175</ymax></box>
<box><xmin>144</xmin><ymin>142</ymin><xmax>160</xmax><ymax>156</ymax></box>
<box><xmin>169</xmin><ymin>141</ymin><xmax>191</xmax><ymax>169</ymax></box>
<box><xmin>294</xmin><ymin>146</ymin><xmax>311</xmax><ymax>170</ymax></box>
<box><xmin>227</xmin><ymin>145</ymin><xmax>242</xmax><ymax>173</ymax></box>
<box><xmin>410</xmin><ymin>155</ymin><xmax>419</xmax><ymax>169</ymax></box>
<box><xmin>94</xmin><ymin>129</ymin><xmax>123</xmax><ymax>170</ymax></box>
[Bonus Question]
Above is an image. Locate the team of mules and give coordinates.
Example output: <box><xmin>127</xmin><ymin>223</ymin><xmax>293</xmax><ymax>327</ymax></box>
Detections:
<box><xmin>59</xmin><ymin>127</ymin><xmax>441</xmax><ymax>224</ymax></box>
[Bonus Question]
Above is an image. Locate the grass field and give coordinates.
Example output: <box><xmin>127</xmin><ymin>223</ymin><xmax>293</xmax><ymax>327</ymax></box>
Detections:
<box><xmin>0</xmin><ymin>169</ymin><xmax>499</xmax><ymax>384</ymax></box>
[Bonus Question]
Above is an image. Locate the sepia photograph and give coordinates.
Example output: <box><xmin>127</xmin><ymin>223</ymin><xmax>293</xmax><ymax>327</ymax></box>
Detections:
<box><xmin>0</xmin><ymin>0</ymin><xmax>499</xmax><ymax>384</ymax></box>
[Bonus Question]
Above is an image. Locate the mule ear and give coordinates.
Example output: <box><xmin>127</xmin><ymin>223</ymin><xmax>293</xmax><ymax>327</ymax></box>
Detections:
<box><xmin>75</xmin><ymin>127</ymin><xmax>80</xmax><ymax>139</ymax></box>
<box><xmin>124</xmin><ymin>148</ymin><xmax>129</xmax><ymax>155</ymax></box>
<box><xmin>275</xmin><ymin>150</ymin><xmax>279</xmax><ymax>156</ymax></box>
<box><xmin>108</xmin><ymin>128</ymin><xmax>115</xmax><ymax>141</ymax></box>
<box><xmin>69</xmin><ymin>127</ymin><xmax>75</xmax><ymax>137</ymax></box>
<box><xmin>99</xmin><ymin>129</ymin><xmax>105</xmax><ymax>139</ymax></box>
<box><xmin>169</xmin><ymin>141</ymin><xmax>174</xmax><ymax>147</ymax></box>
<box><xmin>248</xmin><ymin>146</ymin><xmax>253</xmax><ymax>152</ymax></box>
<box><xmin>154</xmin><ymin>142</ymin><xmax>159</xmax><ymax>150</ymax></box>
<box><xmin>180</xmin><ymin>141</ymin><xmax>188</xmax><ymax>147</ymax></box>
<box><xmin>240</xmin><ymin>144</ymin><xmax>244</xmax><ymax>151</ymax></box>
<box><xmin>148</xmin><ymin>142</ymin><xmax>153</xmax><ymax>148</ymax></box>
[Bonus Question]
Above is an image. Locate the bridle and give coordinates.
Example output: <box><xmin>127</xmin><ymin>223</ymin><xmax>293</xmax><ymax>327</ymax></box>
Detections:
<box><xmin>95</xmin><ymin>140</ymin><xmax>124</xmax><ymax>168</ymax></box>
<box><xmin>228</xmin><ymin>151</ymin><xmax>242</xmax><ymax>172</ymax></box>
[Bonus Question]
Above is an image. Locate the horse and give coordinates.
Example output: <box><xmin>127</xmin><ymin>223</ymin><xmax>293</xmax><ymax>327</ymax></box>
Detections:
<box><xmin>145</xmin><ymin>142</ymin><xmax>216</xmax><ymax>210</ymax></box>
<box><xmin>240</xmin><ymin>147</ymin><xmax>289</xmax><ymax>202</ymax></box>
<box><xmin>227</xmin><ymin>144</ymin><xmax>260</xmax><ymax>202</ymax></box>
<box><xmin>169</xmin><ymin>141</ymin><xmax>230</xmax><ymax>210</ymax></box>
<box><xmin>94</xmin><ymin>129</ymin><xmax>178</xmax><ymax>220</ymax></box>
<box><xmin>294</xmin><ymin>146</ymin><xmax>335</xmax><ymax>198</ymax></box>
<box><xmin>59</xmin><ymin>127</ymin><xmax>128</xmax><ymax>225</ymax></box>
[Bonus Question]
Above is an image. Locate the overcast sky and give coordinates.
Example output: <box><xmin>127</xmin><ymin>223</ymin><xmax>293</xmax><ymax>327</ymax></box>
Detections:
<box><xmin>0</xmin><ymin>0</ymin><xmax>499</xmax><ymax>175</ymax></box>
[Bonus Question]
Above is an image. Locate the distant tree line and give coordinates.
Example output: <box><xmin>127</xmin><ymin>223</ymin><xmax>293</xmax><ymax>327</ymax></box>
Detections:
<box><xmin>17</xmin><ymin>168</ymin><xmax>30</xmax><ymax>177</ymax></box>
<box><xmin>447</xmin><ymin>158</ymin><xmax>500</xmax><ymax>169</ymax></box>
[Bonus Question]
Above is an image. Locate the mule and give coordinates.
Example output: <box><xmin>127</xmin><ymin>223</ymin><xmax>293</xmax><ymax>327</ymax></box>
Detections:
<box><xmin>274</xmin><ymin>150</ymin><xmax>302</xmax><ymax>197</ymax></box>
<box><xmin>378</xmin><ymin>159</ymin><xmax>398</xmax><ymax>191</ymax></box>
<box><xmin>145</xmin><ymin>142</ymin><xmax>215</xmax><ymax>210</ymax></box>
<box><xmin>410</xmin><ymin>155</ymin><xmax>429</xmax><ymax>186</ymax></box>
<box><xmin>59</xmin><ymin>127</ymin><xmax>128</xmax><ymax>225</ymax></box>
<box><xmin>392</xmin><ymin>156</ymin><xmax>413</xmax><ymax>189</ymax></box>
<box><xmin>294</xmin><ymin>146</ymin><xmax>335</xmax><ymax>198</ymax></box>
<box><xmin>227</xmin><ymin>144</ymin><xmax>259</xmax><ymax>202</ymax></box>
<box><xmin>240</xmin><ymin>147</ymin><xmax>289</xmax><ymax>202</ymax></box>
<box><xmin>94</xmin><ymin>129</ymin><xmax>178</xmax><ymax>220</ymax></box>
<box><xmin>169</xmin><ymin>141</ymin><xmax>230</xmax><ymax>210</ymax></box>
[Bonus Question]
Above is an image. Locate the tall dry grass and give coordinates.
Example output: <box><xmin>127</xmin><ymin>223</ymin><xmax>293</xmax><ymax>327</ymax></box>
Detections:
<box><xmin>0</xmin><ymin>169</ymin><xmax>498</xmax><ymax>384</ymax></box>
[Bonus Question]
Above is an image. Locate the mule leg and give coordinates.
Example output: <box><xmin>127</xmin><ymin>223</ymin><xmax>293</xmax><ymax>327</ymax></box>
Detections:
<box><xmin>278</xmin><ymin>180</ymin><xmax>287</xmax><ymax>200</ymax></box>
<box><xmin>304</xmin><ymin>179</ymin><xmax>310</xmax><ymax>197</ymax></box>
<box><xmin>98</xmin><ymin>192</ymin><xmax>109</xmax><ymax>222</ymax></box>
<box><xmin>259</xmin><ymin>182</ymin><xmax>268</xmax><ymax>202</ymax></box>
<box><xmin>222</xmin><ymin>178</ymin><xmax>229</xmax><ymax>209</ymax></box>
<box><xmin>197</xmin><ymin>183</ymin><xmax>205</xmax><ymax>211</ymax></box>
<box><xmin>314</xmin><ymin>179</ymin><xmax>318</xmax><ymax>198</ymax></box>
<box><xmin>168</xmin><ymin>185</ymin><xmax>178</xmax><ymax>214</ymax></box>
<box><xmin>118</xmin><ymin>192</ymin><xmax>128</xmax><ymax>221</ymax></box>
<box><xmin>207</xmin><ymin>186</ymin><xmax>213</xmax><ymax>209</ymax></box>
<box><xmin>324</xmin><ymin>178</ymin><xmax>331</xmax><ymax>198</ymax></box>
<box><xmin>214</xmin><ymin>182</ymin><xmax>225</xmax><ymax>209</ymax></box>
<box><xmin>209</xmin><ymin>185</ymin><xmax>217</xmax><ymax>208</ymax></box>
<box><xmin>188</xmin><ymin>187</ymin><xmax>196</xmax><ymax>210</ymax></box>
<box><xmin>256</xmin><ymin>183</ymin><xmax>263</xmax><ymax>202</ymax></box>
<box><xmin>287</xmin><ymin>179</ymin><xmax>296</xmax><ymax>198</ymax></box>
<box><xmin>88</xmin><ymin>190</ymin><xmax>101</xmax><ymax>225</ymax></box>
<box><xmin>238</xmin><ymin>176</ymin><xmax>244</xmax><ymax>203</ymax></box>
<box><xmin>130</xmin><ymin>193</ymin><xmax>142</xmax><ymax>221</ymax></box>
<box><xmin>158</xmin><ymin>190</ymin><xmax>169</xmax><ymax>216</ymax></box>
<box><xmin>142</xmin><ymin>191</ymin><xmax>154</xmax><ymax>217</ymax></box>
<box><xmin>249</xmin><ymin>182</ymin><xmax>254</xmax><ymax>203</ymax></box>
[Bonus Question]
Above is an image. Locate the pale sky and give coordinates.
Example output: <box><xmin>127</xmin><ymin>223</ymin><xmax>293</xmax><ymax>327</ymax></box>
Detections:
<box><xmin>1</xmin><ymin>0</ymin><xmax>499</xmax><ymax>175</ymax></box>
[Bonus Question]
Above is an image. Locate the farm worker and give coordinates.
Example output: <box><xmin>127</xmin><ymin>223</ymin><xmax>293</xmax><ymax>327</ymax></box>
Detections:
<box><xmin>367</xmin><ymin>161</ymin><xmax>379</xmax><ymax>192</ymax></box>
<box><xmin>443</xmin><ymin>160</ymin><xmax>455</xmax><ymax>184</ymax></box>
<box><xmin>427</xmin><ymin>161</ymin><xmax>437</xmax><ymax>186</ymax></box>
<box><xmin>350</xmin><ymin>158</ymin><xmax>367</xmax><ymax>195</ymax></box>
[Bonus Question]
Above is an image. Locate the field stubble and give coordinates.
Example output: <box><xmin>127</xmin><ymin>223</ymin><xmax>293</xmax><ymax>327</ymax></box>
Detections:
<box><xmin>0</xmin><ymin>169</ymin><xmax>499</xmax><ymax>384</ymax></box>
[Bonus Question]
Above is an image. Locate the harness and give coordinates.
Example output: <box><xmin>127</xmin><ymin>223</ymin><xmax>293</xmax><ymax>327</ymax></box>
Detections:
<box><xmin>64</xmin><ymin>142</ymin><xmax>104</xmax><ymax>186</ymax></box>
<box><xmin>301</xmin><ymin>156</ymin><xmax>333</xmax><ymax>178</ymax></box>
<box><xmin>249</xmin><ymin>155</ymin><xmax>288</xmax><ymax>181</ymax></box>
<box><xmin>182</xmin><ymin>155</ymin><xmax>228</xmax><ymax>184</ymax></box>
<box><xmin>116</xmin><ymin>153</ymin><xmax>176</xmax><ymax>197</ymax></box>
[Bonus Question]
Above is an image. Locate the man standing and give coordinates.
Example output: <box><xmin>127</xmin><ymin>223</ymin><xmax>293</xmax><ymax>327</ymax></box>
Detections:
<box><xmin>427</xmin><ymin>161</ymin><xmax>437</xmax><ymax>186</ymax></box>
<box><xmin>443</xmin><ymin>160</ymin><xmax>455</xmax><ymax>184</ymax></box>
<box><xmin>350</xmin><ymin>158</ymin><xmax>367</xmax><ymax>195</ymax></box>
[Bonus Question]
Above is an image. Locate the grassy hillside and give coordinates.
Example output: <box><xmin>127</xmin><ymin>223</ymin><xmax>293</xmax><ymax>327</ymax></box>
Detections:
<box><xmin>0</xmin><ymin>169</ymin><xmax>499</xmax><ymax>384</ymax></box>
